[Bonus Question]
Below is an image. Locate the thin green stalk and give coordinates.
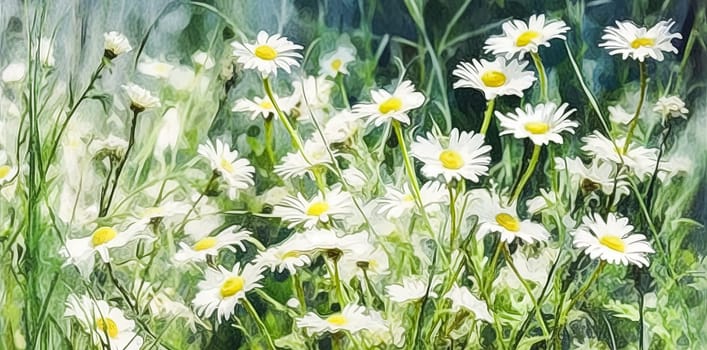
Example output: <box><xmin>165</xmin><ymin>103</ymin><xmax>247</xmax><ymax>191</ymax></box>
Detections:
<box><xmin>262</xmin><ymin>77</ymin><xmax>305</xmax><ymax>154</ymax></box>
<box><xmin>530</xmin><ymin>52</ymin><xmax>548</xmax><ymax>101</ymax></box>
<box><xmin>480</xmin><ymin>98</ymin><xmax>496</xmax><ymax>135</ymax></box>
<box><xmin>336</xmin><ymin>73</ymin><xmax>350</xmax><ymax>108</ymax></box>
<box><xmin>622</xmin><ymin>61</ymin><xmax>647</xmax><ymax>154</ymax></box>
<box><xmin>510</xmin><ymin>144</ymin><xmax>542</xmax><ymax>205</ymax></box>
<box><xmin>292</xmin><ymin>273</ymin><xmax>306</xmax><ymax>314</ymax></box>
<box><xmin>484</xmin><ymin>240</ymin><xmax>504</xmax><ymax>294</ymax></box>
<box><xmin>502</xmin><ymin>245</ymin><xmax>549</xmax><ymax>338</ymax></box>
<box><xmin>392</xmin><ymin>120</ymin><xmax>424</xmax><ymax>210</ymax></box>
<box><xmin>553</xmin><ymin>261</ymin><xmax>606</xmax><ymax>347</ymax></box>
<box><xmin>331</xmin><ymin>255</ymin><xmax>347</xmax><ymax>307</ymax></box>
<box><xmin>448</xmin><ymin>184</ymin><xmax>458</xmax><ymax>251</ymax></box>
<box><xmin>242</xmin><ymin>298</ymin><xmax>276</xmax><ymax>350</ymax></box>
<box><xmin>100</xmin><ymin>108</ymin><xmax>141</xmax><ymax>217</ymax></box>
<box><xmin>407</xmin><ymin>301</ymin><xmax>423</xmax><ymax>350</ymax></box>
<box><xmin>263</xmin><ymin>117</ymin><xmax>276</xmax><ymax>165</ymax></box>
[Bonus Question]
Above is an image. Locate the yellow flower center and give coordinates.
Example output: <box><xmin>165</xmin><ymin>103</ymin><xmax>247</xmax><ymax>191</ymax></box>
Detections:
<box><xmin>220</xmin><ymin>158</ymin><xmax>234</xmax><ymax>173</ymax></box>
<box><xmin>96</xmin><ymin>317</ymin><xmax>119</xmax><ymax>338</ymax></box>
<box><xmin>630</xmin><ymin>37</ymin><xmax>655</xmax><ymax>49</ymax></box>
<box><xmin>439</xmin><ymin>149</ymin><xmax>464</xmax><ymax>170</ymax></box>
<box><xmin>0</xmin><ymin>165</ymin><xmax>11</xmax><ymax>179</ymax></box>
<box><xmin>402</xmin><ymin>194</ymin><xmax>415</xmax><ymax>202</ymax></box>
<box><xmin>481</xmin><ymin>70</ymin><xmax>507</xmax><ymax>87</ymax></box>
<box><xmin>259</xmin><ymin>100</ymin><xmax>273</xmax><ymax>109</ymax></box>
<box><xmin>142</xmin><ymin>207</ymin><xmax>163</xmax><ymax>218</ymax></box>
<box><xmin>91</xmin><ymin>227</ymin><xmax>118</xmax><ymax>247</ymax></box>
<box><xmin>524</xmin><ymin>122</ymin><xmax>550</xmax><ymax>134</ymax></box>
<box><xmin>220</xmin><ymin>276</ymin><xmax>245</xmax><ymax>298</ymax></box>
<box><xmin>599</xmin><ymin>235</ymin><xmax>625</xmax><ymax>253</ymax></box>
<box><xmin>193</xmin><ymin>237</ymin><xmax>217</xmax><ymax>251</ymax></box>
<box><xmin>516</xmin><ymin>30</ymin><xmax>541</xmax><ymax>47</ymax></box>
<box><xmin>254</xmin><ymin>45</ymin><xmax>278</xmax><ymax>60</ymax></box>
<box><xmin>331</xmin><ymin>58</ymin><xmax>343</xmax><ymax>71</ymax></box>
<box><xmin>307</xmin><ymin>201</ymin><xmax>329</xmax><ymax>216</ymax></box>
<box><xmin>495</xmin><ymin>213</ymin><xmax>520</xmax><ymax>232</ymax></box>
<box><xmin>326</xmin><ymin>314</ymin><xmax>347</xmax><ymax>326</ymax></box>
<box><xmin>281</xmin><ymin>250</ymin><xmax>301</xmax><ymax>259</ymax></box>
<box><xmin>378</xmin><ymin>97</ymin><xmax>403</xmax><ymax>114</ymax></box>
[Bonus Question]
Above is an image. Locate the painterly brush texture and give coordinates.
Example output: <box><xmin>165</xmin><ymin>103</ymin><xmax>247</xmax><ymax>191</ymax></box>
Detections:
<box><xmin>0</xmin><ymin>0</ymin><xmax>705</xmax><ymax>349</ymax></box>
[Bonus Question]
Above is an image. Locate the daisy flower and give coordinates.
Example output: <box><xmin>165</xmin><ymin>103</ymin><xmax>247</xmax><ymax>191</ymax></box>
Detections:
<box><xmin>319</xmin><ymin>44</ymin><xmax>356</xmax><ymax>77</ymax></box>
<box><xmin>572</xmin><ymin>213</ymin><xmax>654</xmax><ymax>267</ymax></box>
<box><xmin>274</xmin><ymin>137</ymin><xmax>336</xmax><ymax>180</ymax></box>
<box><xmin>122</xmin><ymin>83</ymin><xmax>160</xmax><ymax>111</ymax></box>
<box><xmin>323</xmin><ymin>109</ymin><xmax>362</xmax><ymax>144</ymax></box>
<box><xmin>599</xmin><ymin>20</ymin><xmax>682</xmax><ymax>62</ymax></box>
<box><xmin>653</xmin><ymin>95</ymin><xmax>688</xmax><ymax>120</ymax></box>
<box><xmin>255</xmin><ymin>234</ymin><xmax>312</xmax><ymax>274</ymax></box>
<box><xmin>386</xmin><ymin>276</ymin><xmax>439</xmax><ymax>303</ymax></box>
<box><xmin>297</xmin><ymin>304</ymin><xmax>377</xmax><ymax>335</ymax></box>
<box><xmin>352</xmin><ymin>80</ymin><xmax>425</xmax><ymax>126</ymax></box>
<box><xmin>291</xmin><ymin>75</ymin><xmax>335</xmax><ymax>119</ymax></box>
<box><xmin>137</xmin><ymin>56</ymin><xmax>175</xmax><ymax>79</ymax></box>
<box><xmin>339</xmin><ymin>245</ymin><xmax>390</xmax><ymax>282</ymax></box>
<box><xmin>60</xmin><ymin>220</ymin><xmax>150</xmax><ymax>276</ymax></box>
<box><xmin>580</xmin><ymin>131</ymin><xmax>658</xmax><ymax>179</ymax></box>
<box><xmin>555</xmin><ymin>157</ymin><xmax>628</xmax><ymax>195</ymax></box>
<box><xmin>377</xmin><ymin>181</ymin><xmax>448</xmax><ymax>219</ymax></box>
<box><xmin>232</xmin><ymin>93</ymin><xmax>297</xmax><ymax>120</ymax></box>
<box><xmin>65</xmin><ymin>295</ymin><xmax>143</xmax><ymax>350</ymax></box>
<box><xmin>103</xmin><ymin>31</ymin><xmax>132</xmax><ymax>59</ymax></box>
<box><xmin>452</xmin><ymin>57</ymin><xmax>536</xmax><ymax>100</ymax></box>
<box><xmin>473</xmin><ymin>189</ymin><xmax>549</xmax><ymax>244</ymax></box>
<box><xmin>174</xmin><ymin>226</ymin><xmax>252</xmax><ymax>263</ymax></box>
<box><xmin>444</xmin><ymin>285</ymin><xmax>493</xmax><ymax>323</ymax></box>
<box><xmin>2</xmin><ymin>62</ymin><xmax>26</xmax><ymax>83</ymax></box>
<box><xmin>0</xmin><ymin>152</ymin><xmax>18</xmax><ymax>185</ymax></box>
<box><xmin>273</xmin><ymin>186</ymin><xmax>353</xmax><ymax>228</ymax></box>
<box><xmin>197</xmin><ymin>139</ymin><xmax>255</xmax><ymax>198</ymax></box>
<box><xmin>410</xmin><ymin>128</ymin><xmax>492</xmax><ymax>183</ymax></box>
<box><xmin>496</xmin><ymin>102</ymin><xmax>578</xmax><ymax>145</ymax></box>
<box><xmin>484</xmin><ymin>14</ymin><xmax>570</xmax><ymax>59</ymax></box>
<box><xmin>137</xmin><ymin>200</ymin><xmax>191</xmax><ymax>221</ymax></box>
<box><xmin>231</xmin><ymin>31</ymin><xmax>303</xmax><ymax>76</ymax></box>
<box><xmin>192</xmin><ymin>263</ymin><xmax>264</xmax><ymax>322</ymax></box>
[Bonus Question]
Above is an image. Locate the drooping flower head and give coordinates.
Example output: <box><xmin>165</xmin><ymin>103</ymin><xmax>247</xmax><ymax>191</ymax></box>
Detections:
<box><xmin>122</xmin><ymin>83</ymin><xmax>160</xmax><ymax>112</ymax></box>
<box><xmin>598</xmin><ymin>20</ymin><xmax>682</xmax><ymax>62</ymax></box>
<box><xmin>484</xmin><ymin>14</ymin><xmax>570</xmax><ymax>59</ymax></box>
<box><xmin>103</xmin><ymin>31</ymin><xmax>132</xmax><ymax>59</ymax></box>
<box><xmin>231</xmin><ymin>31</ymin><xmax>303</xmax><ymax>76</ymax></box>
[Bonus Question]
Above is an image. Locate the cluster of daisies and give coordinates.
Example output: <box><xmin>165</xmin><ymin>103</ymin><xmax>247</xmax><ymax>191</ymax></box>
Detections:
<box><xmin>5</xmin><ymin>10</ymin><xmax>686</xmax><ymax>350</ymax></box>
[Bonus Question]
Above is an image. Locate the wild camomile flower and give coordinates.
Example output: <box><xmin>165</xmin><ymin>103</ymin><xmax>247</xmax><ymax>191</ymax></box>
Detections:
<box><xmin>0</xmin><ymin>152</ymin><xmax>18</xmax><ymax>185</ymax></box>
<box><xmin>1</xmin><ymin>62</ymin><xmax>26</xmax><ymax>83</ymax></box>
<box><xmin>386</xmin><ymin>276</ymin><xmax>439</xmax><ymax>303</ymax></box>
<box><xmin>103</xmin><ymin>31</ymin><xmax>132</xmax><ymax>59</ymax></box>
<box><xmin>555</xmin><ymin>157</ymin><xmax>628</xmax><ymax>195</ymax></box>
<box><xmin>319</xmin><ymin>44</ymin><xmax>356</xmax><ymax>77</ymax></box>
<box><xmin>473</xmin><ymin>189</ymin><xmax>549</xmax><ymax>244</ymax></box>
<box><xmin>137</xmin><ymin>56</ymin><xmax>175</xmax><ymax>79</ymax></box>
<box><xmin>65</xmin><ymin>295</ymin><xmax>143</xmax><ymax>350</ymax></box>
<box><xmin>192</xmin><ymin>263</ymin><xmax>264</xmax><ymax>322</ymax></box>
<box><xmin>274</xmin><ymin>138</ymin><xmax>336</xmax><ymax>180</ymax></box>
<box><xmin>122</xmin><ymin>83</ymin><xmax>160</xmax><ymax>112</ymax></box>
<box><xmin>599</xmin><ymin>20</ymin><xmax>682</xmax><ymax>62</ymax></box>
<box><xmin>174</xmin><ymin>226</ymin><xmax>252</xmax><ymax>263</ymax></box>
<box><xmin>572</xmin><ymin>213</ymin><xmax>654</xmax><ymax>267</ymax></box>
<box><xmin>410</xmin><ymin>128</ymin><xmax>492</xmax><ymax>183</ymax></box>
<box><xmin>197</xmin><ymin>139</ymin><xmax>255</xmax><ymax>198</ymax></box>
<box><xmin>323</xmin><ymin>109</ymin><xmax>362</xmax><ymax>144</ymax></box>
<box><xmin>273</xmin><ymin>186</ymin><xmax>353</xmax><ymax>229</ymax></box>
<box><xmin>580</xmin><ymin>131</ymin><xmax>658</xmax><ymax>179</ymax></box>
<box><xmin>452</xmin><ymin>57</ymin><xmax>536</xmax><ymax>100</ymax></box>
<box><xmin>232</xmin><ymin>93</ymin><xmax>297</xmax><ymax>120</ymax></box>
<box><xmin>231</xmin><ymin>31</ymin><xmax>303</xmax><ymax>76</ymax></box>
<box><xmin>297</xmin><ymin>304</ymin><xmax>376</xmax><ymax>335</ymax></box>
<box><xmin>339</xmin><ymin>245</ymin><xmax>390</xmax><ymax>282</ymax></box>
<box><xmin>444</xmin><ymin>285</ymin><xmax>493</xmax><ymax>323</ymax></box>
<box><xmin>484</xmin><ymin>14</ymin><xmax>570</xmax><ymax>59</ymax></box>
<box><xmin>352</xmin><ymin>80</ymin><xmax>425</xmax><ymax>126</ymax></box>
<box><xmin>377</xmin><ymin>181</ymin><xmax>448</xmax><ymax>219</ymax></box>
<box><xmin>496</xmin><ymin>102</ymin><xmax>578</xmax><ymax>145</ymax></box>
<box><xmin>291</xmin><ymin>75</ymin><xmax>335</xmax><ymax>117</ymax></box>
<box><xmin>653</xmin><ymin>95</ymin><xmax>689</xmax><ymax>120</ymax></box>
<box><xmin>60</xmin><ymin>220</ymin><xmax>150</xmax><ymax>276</ymax></box>
<box><xmin>255</xmin><ymin>234</ymin><xmax>312</xmax><ymax>274</ymax></box>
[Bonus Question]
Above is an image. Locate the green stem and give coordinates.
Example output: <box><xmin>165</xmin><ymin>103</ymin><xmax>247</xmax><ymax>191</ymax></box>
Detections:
<box><xmin>622</xmin><ymin>61</ymin><xmax>647</xmax><ymax>154</ymax></box>
<box><xmin>100</xmin><ymin>108</ymin><xmax>140</xmax><ymax>217</ymax></box>
<box><xmin>530</xmin><ymin>52</ymin><xmax>548</xmax><ymax>101</ymax></box>
<box><xmin>264</xmin><ymin>117</ymin><xmax>276</xmax><ymax>165</ymax></box>
<box><xmin>407</xmin><ymin>301</ymin><xmax>423</xmax><ymax>350</ymax></box>
<box><xmin>510</xmin><ymin>144</ymin><xmax>542</xmax><ymax>205</ymax></box>
<box><xmin>336</xmin><ymin>73</ymin><xmax>350</xmax><ymax>109</ymax></box>
<box><xmin>242</xmin><ymin>298</ymin><xmax>276</xmax><ymax>350</ymax></box>
<box><xmin>331</xmin><ymin>255</ymin><xmax>347</xmax><ymax>307</ymax></box>
<box><xmin>502</xmin><ymin>245</ymin><xmax>549</xmax><ymax>338</ymax></box>
<box><xmin>392</xmin><ymin>121</ymin><xmax>424</xmax><ymax>212</ymax></box>
<box><xmin>480</xmin><ymin>98</ymin><xmax>496</xmax><ymax>135</ymax></box>
<box><xmin>263</xmin><ymin>77</ymin><xmax>305</xmax><ymax>154</ymax></box>
<box><xmin>292</xmin><ymin>273</ymin><xmax>306</xmax><ymax>314</ymax></box>
<box><xmin>484</xmin><ymin>240</ymin><xmax>504</xmax><ymax>295</ymax></box>
<box><xmin>553</xmin><ymin>261</ymin><xmax>606</xmax><ymax>346</ymax></box>
<box><xmin>448</xmin><ymin>184</ymin><xmax>458</xmax><ymax>251</ymax></box>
